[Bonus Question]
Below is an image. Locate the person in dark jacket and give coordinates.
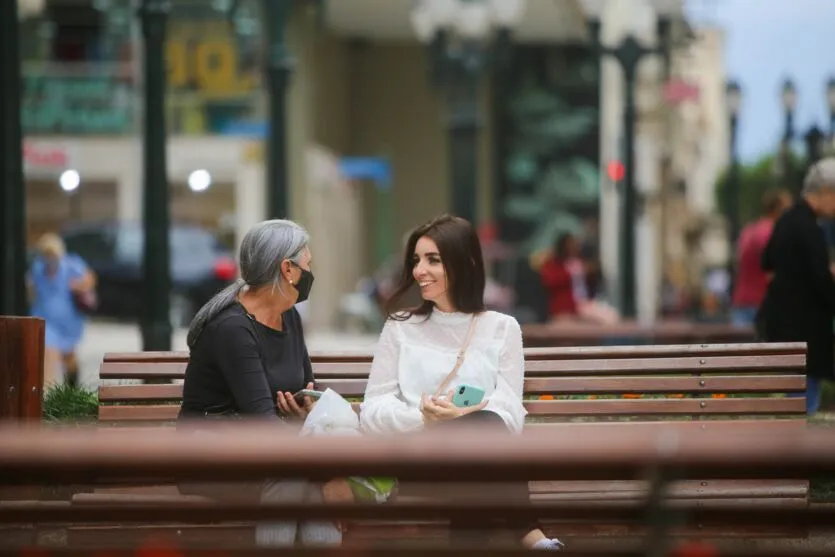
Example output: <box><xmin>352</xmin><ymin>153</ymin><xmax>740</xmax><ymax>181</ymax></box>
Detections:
<box><xmin>760</xmin><ymin>158</ymin><xmax>835</xmax><ymax>414</ymax></box>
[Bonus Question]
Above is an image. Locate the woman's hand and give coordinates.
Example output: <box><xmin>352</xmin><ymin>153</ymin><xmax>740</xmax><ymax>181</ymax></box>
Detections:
<box><xmin>276</xmin><ymin>382</ymin><xmax>316</xmax><ymax>419</ymax></box>
<box><xmin>69</xmin><ymin>270</ymin><xmax>96</xmax><ymax>294</ymax></box>
<box><xmin>420</xmin><ymin>390</ymin><xmax>488</xmax><ymax>424</ymax></box>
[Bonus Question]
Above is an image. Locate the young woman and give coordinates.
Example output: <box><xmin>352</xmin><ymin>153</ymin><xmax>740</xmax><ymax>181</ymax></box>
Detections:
<box><xmin>361</xmin><ymin>214</ymin><xmax>564</xmax><ymax>550</ymax></box>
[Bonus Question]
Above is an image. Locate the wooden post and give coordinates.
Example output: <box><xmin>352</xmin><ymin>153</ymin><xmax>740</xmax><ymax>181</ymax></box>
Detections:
<box><xmin>0</xmin><ymin>316</ymin><xmax>44</xmax><ymax>421</ymax></box>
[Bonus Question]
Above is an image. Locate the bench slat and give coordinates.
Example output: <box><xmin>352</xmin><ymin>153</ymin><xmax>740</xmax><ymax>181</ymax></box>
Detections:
<box><xmin>524</xmin><ymin>419</ymin><xmax>807</xmax><ymax>433</ymax></box>
<box><xmin>17</xmin><ymin>499</ymin><xmax>829</xmax><ymax>525</ymax></box>
<box><xmin>65</xmin><ymin>520</ymin><xmax>805</xmax><ymax>546</ymax></box>
<box><xmin>99</xmin><ymin>375</ymin><xmax>807</xmax><ymax>403</ymax></box>
<box><xmin>523</xmin><ymin>397</ymin><xmax>806</xmax><ymax>416</ymax></box>
<box><xmin>523</xmin><ymin>375</ymin><xmax>806</xmax><ymax>394</ymax></box>
<box><xmin>523</xmin><ymin>342</ymin><xmax>805</xmax><ymax>360</ymax></box>
<box><xmin>529</xmin><ymin>479</ymin><xmax>808</xmax><ymax>498</ymax></box>
<box><xmin>90</xmin><ymin>419</ymin><xmax>808</xmax><ymax>436</ymax></box>
<box><xmin>523</xmin><ymin>354</ymin><xmax>805</xmax><ymax>375</ymax></box>
<box><xmin>521</xmin><ymin>322</ymin><xmax>755</xmax><ymax>341</ymax></box>
<box><xmin>80</xmin><ymin>479</ymin><xmax>807</xmax><ymax>500</ymax></box>
<box><xmin>98</xmin><ymin>397</ymin><xmax>805</xmax><ymax>422</ymax></box>
<box><xmin>100</xmin><ymin>362</ymin><xmax>187</xmax><ymax>380</ymax></box>
<box><xmin>100</xmin><ymin>355</ymin><xmax>806</xmax><ymax>382</ymax></box>
<box><xmin>102</xmin><ymin>343</ymin><xmax>806</xmax><ymax>365</ymax></box>
<box><xmin>70</xmin><ymin>492</ymin><xmax>808</xmax><ymax>509</ymax></box>
<box><xmin>100</xmin><ymin>362</ymin><xmax>377</xmax><ymax>381</ymax></box>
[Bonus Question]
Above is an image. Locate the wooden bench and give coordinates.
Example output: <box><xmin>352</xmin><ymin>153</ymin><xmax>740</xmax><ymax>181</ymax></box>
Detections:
<box><xmin>2</xmin><ymin>424</ymin><xmax>834</xmax><ymax>554</ymax></box>
<box><xmin>521</xmin><ymin>321</ymin><xmax>756</xmax><ymax>348</ymax></box>
<box><xmin>56</xmin><ymin>342</ymin><xmax>812</xmax><ymax>547</ymax></box>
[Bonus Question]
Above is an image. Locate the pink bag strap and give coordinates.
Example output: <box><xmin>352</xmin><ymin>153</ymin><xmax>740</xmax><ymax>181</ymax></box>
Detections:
<box><xmin>433</xmin><ymin>314</ymin><xmax>480</xmax><ymax>397</ymax></box>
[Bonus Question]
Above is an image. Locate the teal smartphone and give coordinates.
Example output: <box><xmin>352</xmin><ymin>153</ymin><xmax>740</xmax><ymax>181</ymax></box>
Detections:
<box><xmin>451</xmin><ymin>384</ymin><xmax>485</xmax><ymax>408</ymax></box>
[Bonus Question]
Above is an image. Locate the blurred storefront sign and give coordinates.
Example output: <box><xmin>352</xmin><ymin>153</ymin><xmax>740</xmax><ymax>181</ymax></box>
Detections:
<box><xmin>663</xmin><ymin>79</ymin><xmax>700</xmax><ymax>105</ymax></box>
<box><xmin>167</xmin><ymin>22</ymin><xmax>258</xmax><ymax>95</ymax></box>
<box><xmin>22</xmin><ymin>140</ymin><xmax>75</xmax><ymax>176</ymax></box>
<box><xmin>22</xmin><ymin>65</ymin><xmax>133</xmax><ymax>135</ymax></box>
<box><xmin>166</xmin><ymin>18</ymin><xmax>261</xmax><ymax>136</ymax></box>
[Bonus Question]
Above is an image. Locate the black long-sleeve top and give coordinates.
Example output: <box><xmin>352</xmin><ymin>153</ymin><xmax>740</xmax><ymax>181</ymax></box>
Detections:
<box><xmin>178</xmin><ymin>303</ymin><xmax>314</xmax><ymax>422</ymax></box>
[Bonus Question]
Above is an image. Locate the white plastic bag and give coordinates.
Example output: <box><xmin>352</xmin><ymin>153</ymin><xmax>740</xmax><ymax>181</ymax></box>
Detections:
<box><xmin>299</xmin><ymin>389</ymin><xmax>395</xmax><ymax>503</ymax></box>
<box><xmin>300</xmin><ymin>388</ymin><xmax>361</xmax><ymax>438</ymax></box>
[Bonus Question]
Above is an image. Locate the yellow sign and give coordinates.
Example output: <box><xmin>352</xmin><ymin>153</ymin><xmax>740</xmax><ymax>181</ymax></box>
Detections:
<box><xmin>242</xmin><ymin>141</ymin><xmax>264</xmax><ymax>163</ymax></box>
<box><xmin>167</xmin><ymin>20</ymin><xmax>258</xmax><ymax>95</ymax></box>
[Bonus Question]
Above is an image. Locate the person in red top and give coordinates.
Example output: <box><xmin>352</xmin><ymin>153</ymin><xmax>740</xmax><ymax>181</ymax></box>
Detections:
<box><xmin>539</xmin><ymin>233</ymin><xmax>619</xmax><ymax>324</ymax></box>
<box><xmin>731</xmin><ymin>188</ymin><xmax>791</xmax><ymax>326</ymax></box>
<box><xmin>539</xmin><ymin>233</ymin><xmax>581</xmax><ymax>319</ymax></box>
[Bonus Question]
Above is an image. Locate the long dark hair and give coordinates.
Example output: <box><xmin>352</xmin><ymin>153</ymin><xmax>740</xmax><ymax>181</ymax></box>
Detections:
<box><xmin>386</xmin><ymin>214</ymin><xmax>486</xmax><ymax>321</ymax></box>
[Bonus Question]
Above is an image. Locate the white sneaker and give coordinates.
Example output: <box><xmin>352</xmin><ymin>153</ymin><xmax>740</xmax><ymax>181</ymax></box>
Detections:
<box><xmin>532</xmin><ymin>538</ymin><xmax>565</xmax><ymax>550</ymax></box>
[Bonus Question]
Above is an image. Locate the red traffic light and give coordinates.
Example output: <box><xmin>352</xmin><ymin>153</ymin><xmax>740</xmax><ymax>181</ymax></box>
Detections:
<box><xmin>607</xmin><ymin>160</ymin><xmax>625</xmax><ymax>182</ymax></box>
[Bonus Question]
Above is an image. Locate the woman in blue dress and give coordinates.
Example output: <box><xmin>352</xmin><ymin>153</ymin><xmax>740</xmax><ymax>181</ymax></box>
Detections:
<box><xmin>27</xmin><ymin>233</ymin><xmax>96</xmax><ymax>387</ymax></box>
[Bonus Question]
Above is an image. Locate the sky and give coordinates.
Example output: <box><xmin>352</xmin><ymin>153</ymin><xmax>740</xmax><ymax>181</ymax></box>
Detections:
<box><xmin>685</xmin><ymin>0</ymin><xmax>835</xmax><ymax>163</ymax></box>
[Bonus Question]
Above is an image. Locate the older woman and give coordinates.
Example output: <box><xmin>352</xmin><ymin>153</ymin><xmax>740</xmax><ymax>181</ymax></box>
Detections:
<box><xmin>178</xmin><ymin>219</ymin><xmax>345</xmax><ymax>547</ymax></box>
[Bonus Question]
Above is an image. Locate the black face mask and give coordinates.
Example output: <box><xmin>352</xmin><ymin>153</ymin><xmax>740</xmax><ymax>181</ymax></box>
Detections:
<box><xmin>292</xmin><ymin>265</ymin><xmax>315</xmax><ymax>303</ymax></box>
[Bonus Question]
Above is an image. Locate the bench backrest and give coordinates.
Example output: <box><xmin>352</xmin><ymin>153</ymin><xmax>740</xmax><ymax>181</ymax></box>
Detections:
<box><xmin>521</xmin><ymin>322</ymin><xmax>756</xmax><ymax>347</ymax></box>
<box><xmin>97</xmin><ymin>343</ymin><xmax>808</xmax><ymax>426</ymax></box>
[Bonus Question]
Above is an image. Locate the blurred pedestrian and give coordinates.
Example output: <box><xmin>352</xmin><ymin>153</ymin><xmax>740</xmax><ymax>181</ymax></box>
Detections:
<box><xmin>539</xmin><ymin>233</ymin><xmax>618</xmax><ymax>324</ymax></box>
<box><xmin>27</xmin><ymin>233</ymin><xmax>96</xmax><ymax>387</ymax></box>
<box><xmin>759</xmin><ymin>159</ymin><xmax>835</xmax><ymax>414</ymax></box>
<box><xmin>730</xmin><ymin>188</ymin><xmax>791</xmax><ymax>326</ymax></box>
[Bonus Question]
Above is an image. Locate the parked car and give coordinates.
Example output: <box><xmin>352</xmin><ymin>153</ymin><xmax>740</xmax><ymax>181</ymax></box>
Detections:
<box><xmin>61</xmin><ymin>222</ymin><xmax>237</xmax><ymax>327</ymax></box>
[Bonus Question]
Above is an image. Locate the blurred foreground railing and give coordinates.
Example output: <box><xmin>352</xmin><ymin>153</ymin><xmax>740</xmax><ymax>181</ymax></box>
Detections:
<box><xmin>1</xmin><ymin>423</ymin><xmax>834</xmax><ymax>484</ymax></box>
<box><xmin>1</xmin><ymin>424</ymin><xmax>834</xmax><ymax>555</ymax></box>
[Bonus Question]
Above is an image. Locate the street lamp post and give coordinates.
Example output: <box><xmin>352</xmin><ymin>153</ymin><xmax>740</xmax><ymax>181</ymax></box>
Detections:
<box><xmin>587</xmin><ymin>18</ymin><xmax>671</xmax><ymax>320</ymax></box>
<box><xmin>780</xmin><ymin>78</ymin><xmax>798</xmax><ymax>191</ymax></box>
<box><xmin>410</xmin><ymin>0</ymin><xmax>525</xmax><ymax>225</ymax></box>
<box><xmin>0</xmin><ymin>0</ymin><xmax>27</xmax><ymax>316</ymax></box>
<box><xmin>804</xmin><ymin>125</ymin><xmax>825</xmax><ymax>167</ymax></box>
<box><xmin>228</xmin><ymin>0</ymin><xmax>294</xmax><ymax>220</ymax></box>
<box><xmin>725</xmin><ymin>80</ymin><xmax>742</xmax><ymax>289</ymax></box>
<box><xmin>138</xmin><ymin>0</ymin><xmax>172</xmax><ymax>351</ymax></box>
<box><xmin>260</xmin><ymin>0</ymin><xmax>293</xmax><ymax>220</ymax></box>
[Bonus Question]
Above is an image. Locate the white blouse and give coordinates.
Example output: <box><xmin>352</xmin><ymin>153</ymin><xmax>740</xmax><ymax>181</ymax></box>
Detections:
<box><xmin>360</xmin><ymin>309</ymin><xmax>528</xmax><ymax>435</ymax></box>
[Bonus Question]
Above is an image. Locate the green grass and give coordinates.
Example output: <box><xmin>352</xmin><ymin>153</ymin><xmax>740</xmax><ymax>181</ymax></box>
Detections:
<box><xmin>42</xmin><ymin>382</ymin><xmax>98</xmax><ymax>424</ymax></box>
<box><xmin>823</xmin><ymin>381</ymin><xmax>835</xmax><ymax>409</ymax></box>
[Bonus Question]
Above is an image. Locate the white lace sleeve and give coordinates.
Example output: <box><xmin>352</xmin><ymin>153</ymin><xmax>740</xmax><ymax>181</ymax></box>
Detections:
<box><xmin>360</xmin><ymin>320</ymin><xmax>424</xmax><ymax>435</ymax></box>
<box><xmin>484</xmin><ymin>316</ymin><xmax>528</xmax><ymax>433</ymax></box>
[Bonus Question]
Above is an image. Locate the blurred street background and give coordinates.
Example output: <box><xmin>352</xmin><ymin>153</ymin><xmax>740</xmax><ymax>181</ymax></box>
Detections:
<box><xmin>2</xmin><ymin>0</ymin><xmax>834</xmax><ymax>372</ymax></box>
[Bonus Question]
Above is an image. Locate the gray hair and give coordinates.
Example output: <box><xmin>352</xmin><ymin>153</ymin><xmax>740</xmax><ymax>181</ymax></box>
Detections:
<box><xmin>186</xmin><ymin>219</ymin><xmax>310</xmax><ymax>348</ymax></box>
<box><xmin>802</xmin><ymin>157</ymin><xmax>835</xmax><ymax>195</ymax></box>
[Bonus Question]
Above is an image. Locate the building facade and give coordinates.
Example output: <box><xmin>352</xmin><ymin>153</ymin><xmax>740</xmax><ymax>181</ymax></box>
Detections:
<box><xmin>27</xmin><ymin>0</ymin><xmax>710</xmax><ymax>328</ymax></box>
<box><xmin>591</xmin><ymin>0</ymin><xmax>728</xmax><ymax>319</ymax></box>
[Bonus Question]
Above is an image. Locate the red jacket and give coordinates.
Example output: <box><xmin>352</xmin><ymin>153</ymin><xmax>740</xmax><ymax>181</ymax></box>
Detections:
<box><xmin>732</xmin><ymin>218</ymin><xmax>774</xmax><ymax>307</ymax></box>
<box><xmin>540</xmin><ymin>257</ymin><xmax>577</xmax><ymax>317</ymax></box>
